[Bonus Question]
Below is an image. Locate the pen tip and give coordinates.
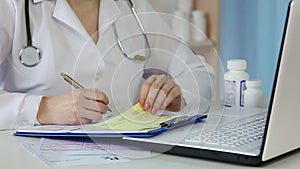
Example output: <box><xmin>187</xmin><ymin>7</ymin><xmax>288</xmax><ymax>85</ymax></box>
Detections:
<box><xmin>60</xmin><ymin>72</ymin><xmax>65</xmax><ymax>77</ymax></box>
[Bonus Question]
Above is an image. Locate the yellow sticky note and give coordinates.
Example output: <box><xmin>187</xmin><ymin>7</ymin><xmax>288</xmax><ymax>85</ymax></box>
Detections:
<box><xmin>95</xmin><ymin>103</ymin><xmax>177</xmax><ymax>131</ymax></box>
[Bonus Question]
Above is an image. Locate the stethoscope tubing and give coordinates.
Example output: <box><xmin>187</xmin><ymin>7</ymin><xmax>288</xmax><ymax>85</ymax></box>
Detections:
<box><xmin>25</xmin><ymin>0</ymin><xmax>32</xmax><ymax>46</ymax></box>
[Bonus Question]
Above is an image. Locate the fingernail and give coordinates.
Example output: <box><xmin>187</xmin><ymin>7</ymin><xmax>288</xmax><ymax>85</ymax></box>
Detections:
<box><xmin>160</xmin><ymin>105</ymin><xmax>164</xmax><ymax>110</ymax></box>
<box><xmin>144</xmin><ymin>103</ymin><xmax>151</xmax><ymax>110</ymax></box>
<box><xmin>151</xmin><ymin>108</ymin><xmax>158</xmax><ymax>115</ymax></box>
<box><xmin>139</xmin><ymin>99</ymin><xmax>145</xmax><ymax>106</ymax></box>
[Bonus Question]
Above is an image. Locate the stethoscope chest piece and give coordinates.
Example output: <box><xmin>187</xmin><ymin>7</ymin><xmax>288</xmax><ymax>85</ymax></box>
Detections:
<box><xmin>19</xmin><ymin>46</ymin><xmax>41</xmax><ymax>67</ymax></box>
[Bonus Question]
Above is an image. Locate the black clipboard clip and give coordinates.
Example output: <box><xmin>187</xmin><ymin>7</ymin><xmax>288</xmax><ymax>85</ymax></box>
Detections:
<box><xmin>159</xmin><ymin>114</ymin><xmax>208</xmax><ymax>129</ymax></box>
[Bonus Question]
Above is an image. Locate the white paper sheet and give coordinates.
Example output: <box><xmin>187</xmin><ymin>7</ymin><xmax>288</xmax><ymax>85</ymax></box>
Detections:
<box><xmin>23</xmin><ymin>138</ymin><xmax>151</xmax><ymax>168</ymax></box>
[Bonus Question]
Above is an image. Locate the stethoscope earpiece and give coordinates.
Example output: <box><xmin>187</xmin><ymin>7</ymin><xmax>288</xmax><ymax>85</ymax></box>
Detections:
<box><xmin>19</xmin><ymin>46</ymin><xmax>41</xmax><ymax>67</ymax></box>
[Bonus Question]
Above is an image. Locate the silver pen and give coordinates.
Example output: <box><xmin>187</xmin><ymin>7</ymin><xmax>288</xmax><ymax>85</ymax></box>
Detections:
<box><xmin>60</xmin><ymin>72</ymin><xmax>112</xmax><ymax>112</ymax></box>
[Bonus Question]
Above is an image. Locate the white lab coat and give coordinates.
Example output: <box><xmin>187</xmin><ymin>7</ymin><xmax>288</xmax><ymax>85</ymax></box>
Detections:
<box><xmin>0</xmin><ymin>0</ymin><xmax>215</xmax><ymax>130</ymax></box>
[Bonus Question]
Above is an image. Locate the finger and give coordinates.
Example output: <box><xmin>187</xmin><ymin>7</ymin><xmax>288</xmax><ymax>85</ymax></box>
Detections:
<box><xmin>82</xmin><ymin>89</ymin><xmax>109</xmax><ymax>105</ymax></box>
<box><xmin>93</xmin><ymin>89</ymin><xmax>109</xmax><ymax>105</ymax></box>
<box><xmin>160</xmin><ymin>80</ymin><xmax>175</xmax><ymax>98</ymax></box>
<box><xmin>150</xmin><ymin>90</ymin><xmax>167</xmax><ymax>114</ymax></box>
<box><xmin>146</xmin><ymin>88</ymin><xmax>160</xmax><ymax>111</ymax></box>
<box><xmin>150</xmin><ymin>80</ymin><xmax>175</xmax><ymax>113</ymax></box>
<box><xmin>146</xmin><ymin>75</ymin><xmax>168</xmax><ymax>109</ymax></box>
<box><xmin>75</xmin><ymin>100</ymin><xmax>104</xmax><ymax>120</ymax></box>
<box><xmin>77</xmin><ymin>110</ymin><xmax>103</xmax><ymax>122</ymax></box>
<box><xmin>149</xmin><ymin>75</ymin><xmax>168</xmax><ymax>92</ymax></box>
<box><xmin>139</xmin><ymin>76</ymin><xmax>156</xmax><ymax>107</ymax></box>
<box><xmin>162</xmin><ymin>86</ymin><xmax>181</xmax><ymax>110</ymax></box>
<box><xmin>78</xmin><ymin>117</ymin><xmax>92</xmax><ymax>125</ymax></box>
<box><xmin>69</xmin><ymin>106</ymin><xmax>100</xmax><ymax>124</ymax></box>
<box><xmin>80</xmin><ymin>98</ymin><xmax>108</xmax><ymax>114</ymax></box>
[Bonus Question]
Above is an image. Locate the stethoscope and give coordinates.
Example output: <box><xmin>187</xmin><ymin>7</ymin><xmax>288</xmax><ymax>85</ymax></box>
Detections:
<box><xmin>19</xmin><ymin>0</ymin><xmax>41</xmax><ymax>67</ymax></box>
<box><xmin>19</xmin><ymin>0</ymin><xmax>151</xmax><ymax>67</ymax></box>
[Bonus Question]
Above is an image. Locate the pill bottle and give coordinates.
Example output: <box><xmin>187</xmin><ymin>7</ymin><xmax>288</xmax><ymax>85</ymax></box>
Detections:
<box><xmin>244</xmin><ymin>80</ymin><xmax>264</xmax><ymax>108</ymax></box>
<box><xmin>224</xmin><ymin>59</ymin><xmax>249</xmax><ymax>108</ymax></box>
<box><xmin>172</xmin><ymin>10</ymin><xmax>190</xmax><ymax>42</ymax></box>
<box><xmin>192</xmin><ymin>10</ymin><xmax>207</xmax><ymax>42</ymax></box>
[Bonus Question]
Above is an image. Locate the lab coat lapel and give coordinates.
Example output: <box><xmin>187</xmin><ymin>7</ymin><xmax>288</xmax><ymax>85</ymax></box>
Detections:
<box><xmin>52</xmin><ymin>0</ymin><xmax>89</xmax><ymax>40</ymax></box>
<box><xmin>98</xmin><ymin>0</ymin><xmax>121</xmax><ymax>35</ymax></box>
<box><xmin>97</xmin><ymin>0</ymin><xmax>122</xmax><ymax>52</ymax></box>
<box><xmin>51</xmin><ymin>0</ymin><xmax>121</xmax><ymax>45</ymax></box>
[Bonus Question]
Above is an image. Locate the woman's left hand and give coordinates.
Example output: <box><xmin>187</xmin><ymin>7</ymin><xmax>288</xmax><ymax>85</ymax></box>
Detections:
<box><xmin>139</xmin><ymin>74</ymin><xmax>186</xmax><ymax>114</ymax></box>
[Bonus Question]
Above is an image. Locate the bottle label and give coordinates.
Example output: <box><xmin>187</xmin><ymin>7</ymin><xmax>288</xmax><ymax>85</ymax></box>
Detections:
<box><xmin>239</xmin><ymin>80</ymin><xmax>246</xmax><ymax>107</ymax></box>
<box><xmin>224</xmin><ymin>79</ymin><xmax>247</xmax><ymax>107</ymax></box>
<box><xmin>224</xmin><ymin>80</ymin><xmax>236</xmax><ymax>107</ymax></box>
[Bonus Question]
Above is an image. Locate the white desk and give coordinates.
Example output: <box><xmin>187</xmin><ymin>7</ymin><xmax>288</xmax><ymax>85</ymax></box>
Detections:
<box><xmin>1</xmin><ymin>130</ymin><xmax>300</xmax><ymax>169</ymax></box>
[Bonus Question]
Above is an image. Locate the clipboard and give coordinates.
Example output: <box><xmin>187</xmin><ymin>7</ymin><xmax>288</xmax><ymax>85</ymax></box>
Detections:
<box><xmin>14</xmin><ymin>104</ymin><xmax>207</xmax><ymax>138</ymax></box>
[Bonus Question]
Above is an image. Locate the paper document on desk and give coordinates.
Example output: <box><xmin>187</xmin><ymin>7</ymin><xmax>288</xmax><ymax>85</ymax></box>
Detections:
<box><xmin>23</xmin><ymin>137</ymin><xmax>152</xmax><ymax>168</ymax></box>
<box><xmin>15</xmin><ymin>103</ymin><xmax>207</xmax><ymax>138</ymax></box>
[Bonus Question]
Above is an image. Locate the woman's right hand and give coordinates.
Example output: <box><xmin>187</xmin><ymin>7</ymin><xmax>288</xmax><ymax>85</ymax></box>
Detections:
<box><xmin>37</xmin><ymin>89</ymin><xmax>109</xmax><ymax>125</ymax></box>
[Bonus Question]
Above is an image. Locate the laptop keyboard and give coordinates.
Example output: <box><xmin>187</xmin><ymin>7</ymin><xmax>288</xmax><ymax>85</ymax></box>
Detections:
<box><xmin>185</xmin><ymin>114</ymin><xmax>267</xmax><ymax>147</ymax></box>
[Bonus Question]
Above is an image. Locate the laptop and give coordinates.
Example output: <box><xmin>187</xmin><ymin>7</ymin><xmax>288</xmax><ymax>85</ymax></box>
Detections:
<box><xmin>123</xmin><ymin>0</ymin><xmax>300</xmax><ymax>166</ymax></box>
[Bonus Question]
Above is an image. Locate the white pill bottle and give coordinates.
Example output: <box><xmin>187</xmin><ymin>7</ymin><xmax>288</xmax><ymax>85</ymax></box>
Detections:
<box><xmin>244</xmin><ymin>80</ymin><xmax>264</xmax><ymax>108</ymax></box>
<box><xmin>192</xmin><ymin>10</ymin><xmax>207</xmax><ymax>42</ymax></box>
<box><xmin>224</xmin><ymin>59</ymin><xmax>249</xmax><ymax>108</ymax></box>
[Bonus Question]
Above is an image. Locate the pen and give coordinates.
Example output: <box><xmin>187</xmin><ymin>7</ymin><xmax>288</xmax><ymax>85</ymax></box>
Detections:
<box><xmin>60</xmin><ymin>72</ymin><xmax>83</xmax><ymax>89</ymax></box>
<box><xmin>159</xmin><ymin>114</ymin><xmax>208</xmax><ymax>128</ymax></box>
<box><xmin>60</xmin><ymin>72</ymin><xmax>112</xmax><ymax>112</ymax></box>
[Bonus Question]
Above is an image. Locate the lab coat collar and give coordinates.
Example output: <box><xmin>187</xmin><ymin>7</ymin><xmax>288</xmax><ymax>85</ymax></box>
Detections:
<box><xmin>50</xmin><ymin>0</ymin><xmax>121</xmax><ymax>41</ymax></box>
<box><xmin>52</xmin><ymin>0</ymin><xmax>90</xmax><ymax>39</ymax></box>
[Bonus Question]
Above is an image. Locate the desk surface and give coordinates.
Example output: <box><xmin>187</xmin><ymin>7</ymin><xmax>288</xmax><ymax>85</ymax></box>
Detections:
<box><xmin>1</xmin><ymin>131</ymin><xmax>300</xmax><ymax>169</ymax></box>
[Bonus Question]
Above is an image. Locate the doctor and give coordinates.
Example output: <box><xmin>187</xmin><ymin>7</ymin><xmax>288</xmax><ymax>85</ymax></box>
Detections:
<box><xmin>0</xmin><ymin>0</ymin><xmax>215</xmax><ymax>130</ymax></box>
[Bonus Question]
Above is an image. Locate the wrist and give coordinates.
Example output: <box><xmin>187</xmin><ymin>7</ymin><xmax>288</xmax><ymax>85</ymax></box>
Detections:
<box><xmin>37</xmin><ymin>96</ymin><xmax>49</xmax><ymax>124</ymax></box>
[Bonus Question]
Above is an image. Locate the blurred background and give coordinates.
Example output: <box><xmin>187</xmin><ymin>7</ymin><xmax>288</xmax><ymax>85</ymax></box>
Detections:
<box><xmin>148</xmin><ymin>0</ymin><xmax>291</xmax><ymax>99</ymax></box>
